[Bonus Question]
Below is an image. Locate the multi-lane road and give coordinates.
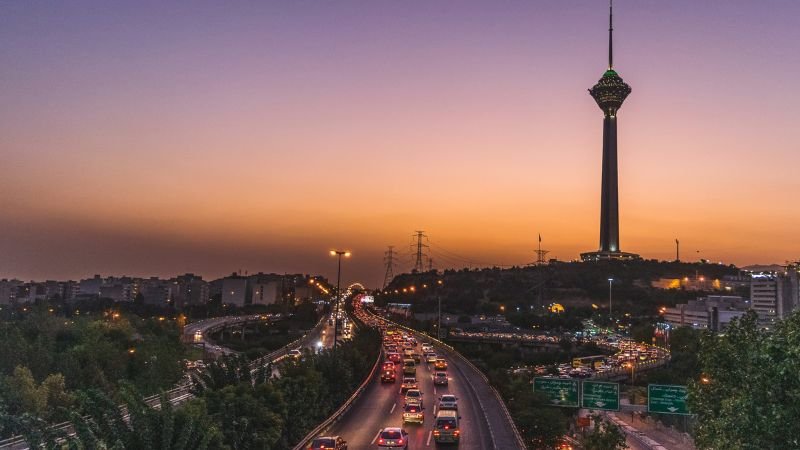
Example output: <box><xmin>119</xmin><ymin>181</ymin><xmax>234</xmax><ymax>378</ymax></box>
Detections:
<box><xmin>326</xmin><ymin>309</ymin><xmax>523</xmax><ymax>450</ymax></box>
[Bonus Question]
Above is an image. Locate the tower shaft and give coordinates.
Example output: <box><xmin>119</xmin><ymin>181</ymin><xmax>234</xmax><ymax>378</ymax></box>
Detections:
<box><xmin>599</xmin><ymin>114</ymin><xmax>620</xmax><ymax>252</ymax></box>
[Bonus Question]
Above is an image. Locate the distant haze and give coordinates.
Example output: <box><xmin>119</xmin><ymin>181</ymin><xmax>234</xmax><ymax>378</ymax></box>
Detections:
<box><xmin>2</xmin><ymin>1</ymin><xmax>799</xmax><ymax>285</ymax></box>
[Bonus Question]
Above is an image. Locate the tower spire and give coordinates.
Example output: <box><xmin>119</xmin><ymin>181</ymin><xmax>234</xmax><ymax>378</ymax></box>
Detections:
<box><xmin>608</xmin><ymin>0</ymin><xmax>614</xmax><ymax>69</ymax></box>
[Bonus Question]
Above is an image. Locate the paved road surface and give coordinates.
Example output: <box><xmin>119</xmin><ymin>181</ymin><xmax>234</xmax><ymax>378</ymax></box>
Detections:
<box><xmin>328</xmin><ymin>334</ymin><xmax>522</xmax><ymax>449</ymax></box>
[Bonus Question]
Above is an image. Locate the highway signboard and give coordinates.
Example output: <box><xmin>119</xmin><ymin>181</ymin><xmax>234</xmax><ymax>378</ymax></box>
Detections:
<box><xmin>648</xmin><ymin>384</ymin><xmax>689</xmax><ymax>415</ymax></box>
<box><xmin>533</xmin><ymin>377</ymin><xmax>579</xmax><ymax>407</ymax></box>
<box><xmin>581</xmin><ymin>381</ymin><xmax>620</xmax><ymax>411</ymax></box>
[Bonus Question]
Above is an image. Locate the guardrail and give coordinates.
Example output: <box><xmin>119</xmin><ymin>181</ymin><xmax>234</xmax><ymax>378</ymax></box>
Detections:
<box><xmin>0</xmin><ymin>316</ymin><xmax>326</xmax><ymax>450</ymax></box>
<box><xmin>291</xmin><ymin>313</ymin><xmax>382</xmax><ymax>450</ymax></box>
<box><xmin>369</xmin><ymin>311</ymin><xmax>528</xmax><ymax>450</ymax></box>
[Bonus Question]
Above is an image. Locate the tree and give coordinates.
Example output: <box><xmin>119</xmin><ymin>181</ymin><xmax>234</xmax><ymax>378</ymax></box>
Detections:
<box><xmin>68</xmin><ymin>384</ymin><xmax>223</xmax><ymax>449</ymax></box>
<box><xmin>2</xmin><ymin>366</ymin><xmax>74</xmax><ymax>422</ymax></box>
<box><xmin>689</xmin><ymin>310</ymin><xmax>800</xmax><ymax>449</ymax></box>
<box><xmin>203</xmin><ymin>383</ymin><xmax>285</xmax><ymax>449</ymax></box>
<box><xmin>581</xmin><ymin>414</ymin><xmax>626</xmax><ymax>450</ymax></box>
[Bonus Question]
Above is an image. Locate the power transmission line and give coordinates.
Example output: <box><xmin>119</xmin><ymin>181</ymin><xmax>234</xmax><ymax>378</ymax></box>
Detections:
<box><xmin>383</xmin><ymin>246</ymin><xmax>397</xmax><ymax>288</ymax></box>
<box><xmin>411</xmin><ymin>231</ymin><xmax>429</xmax><ymax>273</ymax></box>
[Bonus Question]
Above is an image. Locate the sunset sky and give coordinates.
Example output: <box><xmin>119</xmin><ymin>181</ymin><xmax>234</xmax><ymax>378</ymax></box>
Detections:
<box><xmin>2</xmin><ymin>0</ymin><xmax>799</xmax><ymax>286</ymax></box>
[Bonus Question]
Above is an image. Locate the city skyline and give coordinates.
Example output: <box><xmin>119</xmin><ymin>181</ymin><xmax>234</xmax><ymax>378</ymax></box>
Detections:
<box><xmin>2</xmin><ymin>0</ymin><xmax>800</xmax><ymax>284</ymax></box>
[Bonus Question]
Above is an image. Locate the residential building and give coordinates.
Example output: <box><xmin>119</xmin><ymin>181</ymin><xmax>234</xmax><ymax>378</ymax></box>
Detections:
<box><xmin>173</xmin><ymin>274</ymin><xmax>210</xmax><ymax>308</ymax></box>
<box><xmin>221</xmin><ymin>275</ymin><xmax>248</xmax><ymax>306</ymax></box>
<box><xmin>251</xmin><ymin>281</ymin><xmax>279</xmax><ymax>305</ymax></box>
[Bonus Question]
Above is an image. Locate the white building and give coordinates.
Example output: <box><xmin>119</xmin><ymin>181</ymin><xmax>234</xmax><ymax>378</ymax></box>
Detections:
<box><xmin>750</xmin><ymin>269</ymin><xmax>799</xmax><ymax>328</ymax></box>
<box><xmin>251</xmin><ymin>281</ymin><xmax>279</xmax><ymax>305</ymax></box>
<box><xmin>663</xmin><ymin>295</ymin><xmax>749</xmax><ymax>331</ymax></box>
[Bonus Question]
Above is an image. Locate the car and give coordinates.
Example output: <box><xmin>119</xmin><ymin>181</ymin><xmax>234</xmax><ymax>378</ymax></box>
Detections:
<box><xmin>425</xmin><ymin>352</ymin><xmax>438</xmax><ymax>363</ymax></box>
<box><xmin>433</xmin><ymin>371</ymin><xmax>448</xmax><ymax>386</ymax></box>
<box><xmin>400</xmin><ymin>377</ymin><xmax>418</xmax><ymax>392</ymax></box>
<box><xmin>404</xmin><ymin>389</ymin><xmax>423</xmax><ymax>407</ymax></box>
<box><xmin>376</xmin><ymin>427</ymin><xmax>408</xmax><ymax>449</ymax></box>
<box><xmin>411</xmin><ymin>352</ymin><xmax>422</xmax><ymax>363</ymax></box>
<box><xmin>381</xmin><ymin>369</ymin><xmax>396</xmax><ymax>383</ymax></box>
<box><xmin>421</xmin><ymin>343</ymin><xmax>433</xmax><ymax>353</ymax></box>
<box><xmin>288</xmin><ymin>349</ymin><xmax>302</xmax><ymax>359</ymax></box>
<box><xmin>387</xmin><ymin>352</ymin><xmax>402</xmax><ymax>363</ymax></box>
<box><xmin>386</xmin><ymin>345</ymin><xmax>398</xmax><ymax>353</ymax></box>
<box><xmin>438</xmin><ymin>394</ymin><xmax>458</xmax><ymax>410</ymax></box>
<box><xmin>402</xmin><ymin>403</ymin><xmax>424</xmax><ymax>424</ymax></box>
<box><xmin>434</xmin><ymin>358</ymin><xmax>448</xmax><ymax>370</ymax></box>
<box><xmin>402</xmin><ymin>359</ymin><xmax>416</xmax><ymax>375</ymax></box>
<box><xmin>310</xmin><ymin>436</ymin><xmax>348</xmax><ymax>450</ymax></box>
<box><xmin>382</xmin><ymin>361</ymin><xmax>396</xmax><ymax>371</ymax></box>
<box><xmin>433</xmin><ymin>410</ymin><xmax>461</xmax><ymax>444</ymax></box>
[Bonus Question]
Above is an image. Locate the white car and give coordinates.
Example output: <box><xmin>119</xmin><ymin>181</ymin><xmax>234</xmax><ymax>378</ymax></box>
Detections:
<box><xmin>438</xmin><ymin>394</ymin><xmax>458</xmax><ymax>410</ymax></box>
<box><xmin>288</xmin><ymin>349</ymin><xmax>302</xmax><ymax>359</ymax></box>
<box><xmin>376</xmin><ymin>427</ymin><xmax>408</xmax><ymax>449</ymax></box>
<box><xmin>404</xmin><ymin>389</ymin><xmax>423</xmax><ymax>407</ymax></box>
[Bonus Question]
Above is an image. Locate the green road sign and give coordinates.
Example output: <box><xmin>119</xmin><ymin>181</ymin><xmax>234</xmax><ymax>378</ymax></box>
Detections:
<box><xmin>648</xmin><ymin>384</ymin><xmax>689</xmax><ymax>415</ymax></box>
<box><xmin>581</xmin><ymin>381</ymin><xmax>620</xmax><ymax>411</ymax></box>
<box><xmin>533</xmin><ymin>377</ymin><xmax>579</xmax><ymax>407</ymax></box>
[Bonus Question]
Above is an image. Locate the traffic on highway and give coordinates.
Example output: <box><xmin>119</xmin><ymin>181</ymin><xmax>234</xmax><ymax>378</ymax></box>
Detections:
<box><xmin>305</xmin><ymin>300</ymin><xmax>523</xmax><ymax>450</ymax></box>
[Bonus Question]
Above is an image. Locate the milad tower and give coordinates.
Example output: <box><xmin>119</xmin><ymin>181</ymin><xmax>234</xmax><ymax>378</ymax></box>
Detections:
<box><xmin>581</xmin><ymin>0</ymin><xmax>640</xmax><ymax>261</ymax></box>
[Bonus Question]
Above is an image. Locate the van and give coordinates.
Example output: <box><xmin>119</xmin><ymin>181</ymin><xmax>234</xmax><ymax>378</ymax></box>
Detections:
<box><xmin>402</xmin><ymin>359</ymin><xmax>416</xmax><ymax>375</ymax></box>
<box><xmin>433</xmin><ymin>410</ymin><xmax>460</xmax><ymax>444</ymax></box>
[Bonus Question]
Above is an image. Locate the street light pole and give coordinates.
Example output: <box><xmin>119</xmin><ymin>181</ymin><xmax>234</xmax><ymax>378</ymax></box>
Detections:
<box><xmin>608</xmin><ymin>278</ymin><xmax>614</xmax><ymax>320</ymax></box>
<box><xmin>437</xmin><ymin>295</ymin><xmax>442</xmax><ymax>340</ymax></box>
<box><xmin>330</xmin><ymin>250</ymin><xmax>351</xmax><ymax>352</ymax></box>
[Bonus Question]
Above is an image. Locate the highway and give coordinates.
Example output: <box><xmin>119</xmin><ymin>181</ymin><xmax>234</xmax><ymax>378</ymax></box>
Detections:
<box><xmin>326</xmin><ymin>311</ymin><xmax>523</xmax><ymax>450</ymax></box>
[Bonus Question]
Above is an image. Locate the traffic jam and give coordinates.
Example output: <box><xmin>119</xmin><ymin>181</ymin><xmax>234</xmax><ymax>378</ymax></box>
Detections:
<box><xmin>351</xmin><ymin>301</ymin><xmax>465</xmax><ymax>449</ymax></box>
<box><xmin>375</xmin><ymin>327</ymin><xmax>462</xmax><ymax>448</ymax></box>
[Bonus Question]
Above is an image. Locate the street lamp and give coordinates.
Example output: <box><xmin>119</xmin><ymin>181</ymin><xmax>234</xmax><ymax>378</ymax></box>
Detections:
<box><xmin>330</xmin><ymin>249</ymin><xmax>351</xmax><ymax>351</ymax></box>
<box><xmin>607</xmin><ymin>278</ymin><xmax>614</xmax><ymax>319</ymax></box>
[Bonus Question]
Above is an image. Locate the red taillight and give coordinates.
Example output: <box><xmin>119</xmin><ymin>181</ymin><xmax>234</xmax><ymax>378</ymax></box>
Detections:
<box><xmin>444</xmin><ymin>425</ymin><xmax>449</xmax><ymax>430</ymax></box>
<box><xmin>378</xmin><ymin>438</ymin><xmax>384</xmax><ymax>444</ymax></box>
<box><xmin>454</xmin><ymin>430</ymin><xmax>460</xmax><ymax>435</ymax></box>
<box><xmin>397</xmin><ymin>439</ymin><xmax>404</xmax><ymax>445</ymax></box>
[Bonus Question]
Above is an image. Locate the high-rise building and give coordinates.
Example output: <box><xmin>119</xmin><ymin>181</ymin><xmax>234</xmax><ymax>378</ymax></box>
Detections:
<box><xmin>750</xmin><ymin>268</ymin><xmax>800</xmax><ymax>328</ymax></box>
<box><xmin>581</xmin><ymin>1</ymin><xmax>640</xmax><ymax>262</ymax></box>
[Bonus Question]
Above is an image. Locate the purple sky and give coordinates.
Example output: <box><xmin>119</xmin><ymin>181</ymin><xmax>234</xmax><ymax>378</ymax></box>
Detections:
<box><xmin>2</xmin><ymin>1</ymin><xmax>799</xmax><ymax>285</ymax></box>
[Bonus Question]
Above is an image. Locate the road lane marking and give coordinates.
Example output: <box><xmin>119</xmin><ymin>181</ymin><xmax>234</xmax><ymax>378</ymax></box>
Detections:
<box><xmin>426</xmin><ymin>430</ymin><xmax>433</xmax><ymax>446</ymax></box>
<box><xmin>390</xmin><ymin>402</ymin><xmax>396</xmax><ymax>414</ymax></box>
<box><xmin>371</xmin><ymin>430</ymin><xmax>381</xmax><ymax>445</ymax></box>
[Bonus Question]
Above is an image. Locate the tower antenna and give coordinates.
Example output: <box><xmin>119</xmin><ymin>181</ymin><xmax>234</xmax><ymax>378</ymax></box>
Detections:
<box><xmin>608</xmin><ymin>0</ymin><xmax>614</xmax><ymax>69</ymax></box>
